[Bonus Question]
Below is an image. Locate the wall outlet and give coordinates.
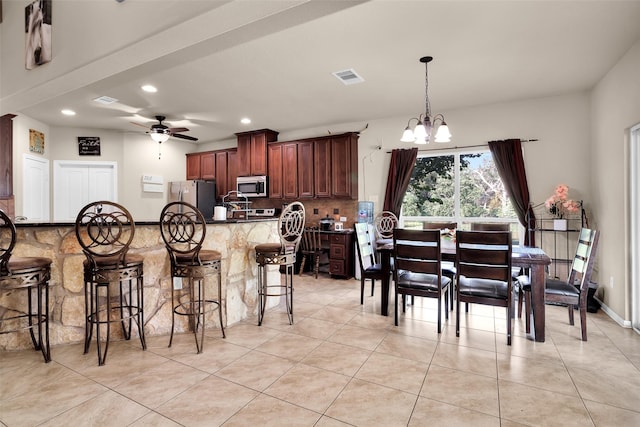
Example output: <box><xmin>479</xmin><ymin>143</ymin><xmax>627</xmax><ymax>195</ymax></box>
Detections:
<box><xmin>339</xmin><ymin>216</ymin><xmax>347</xmax><ymax>222</ymax></box>
<box><xmin>173</xmin><ymin>277</ymin><xmax>182</xmax><ymax>290</ymax></box>
<box><xmin>609</xmin><ymin>276</ymin><xmax>614</xmax><ymax>288</ymax></box>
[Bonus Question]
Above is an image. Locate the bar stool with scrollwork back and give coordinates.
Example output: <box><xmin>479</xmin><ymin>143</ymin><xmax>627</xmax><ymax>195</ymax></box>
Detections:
<box><xmin>160</xmin><ymin>201</ymin><xmax>225</xmax><ymax>353</ymax></box>
<box><xmin>0</xmin><ymin>209</ymin><xmax>52</xmax><ymax>362</ymax></box>
<box><xmin>75</xmin><ymin>201</ymin><xmax>146</xmax><ymax>365</ymax></box>
<box><xmin>254</xmin><ymin>202</ymin><xmax>305</xmax><ymax>325</ymax></box>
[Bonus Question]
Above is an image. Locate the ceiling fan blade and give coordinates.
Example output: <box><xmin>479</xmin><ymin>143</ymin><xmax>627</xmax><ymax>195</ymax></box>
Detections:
<box><xmin>168</xmin><ymin>127</ymin><xmax>189</xmax><ymax>133</ymax></box>
<box><xmin>172</xmin><ymin>133</ymin><xmax>198</xmax><ymax>142</ymax></box>
<box><xmin>130</xmin><ymin>121</ymin><xmax>149</xmax><ymax>129</ymax></box>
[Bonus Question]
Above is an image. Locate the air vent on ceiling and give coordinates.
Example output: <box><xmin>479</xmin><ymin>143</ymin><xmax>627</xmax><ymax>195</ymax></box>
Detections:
<box><xmin>93</xmin><ymin>95</ymin><xmax>118</xmax><ymax>105</ymax></box>
<box><xmin>332</xmin><ymin>69</ymin><xmax>364</xmax><ymax>85</ymax></box>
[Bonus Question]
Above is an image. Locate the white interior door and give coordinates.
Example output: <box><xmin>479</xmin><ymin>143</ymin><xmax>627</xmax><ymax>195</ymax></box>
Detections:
<box><xmin>53</xmin><ymin>161</ymin><xmax>117</xmax><ymax>221</ymax></box>
<box><xmin>23</xmin><ymin>154</ymin><xmax>50</xmax><ymax>221</ymax></box>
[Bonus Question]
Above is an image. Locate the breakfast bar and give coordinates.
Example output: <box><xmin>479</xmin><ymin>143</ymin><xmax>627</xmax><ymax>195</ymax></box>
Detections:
<box><xmin>0</xmin><ymin>218</ymin><xmax>279</xmax><ymax>351</ymax></box>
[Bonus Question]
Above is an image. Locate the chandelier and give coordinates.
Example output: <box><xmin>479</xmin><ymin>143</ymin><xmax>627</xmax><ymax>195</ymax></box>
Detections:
<box><xmin>400</xmin><ymin>56</ymin><xmax>451</xmax><ymax>144</ymax></box>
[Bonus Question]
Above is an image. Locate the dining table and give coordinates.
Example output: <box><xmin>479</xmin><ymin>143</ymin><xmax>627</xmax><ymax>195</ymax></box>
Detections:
<box><xmin>376</xmin><ymin>239</ymin><xmax>552</xmax><ymax>342</ymax></box>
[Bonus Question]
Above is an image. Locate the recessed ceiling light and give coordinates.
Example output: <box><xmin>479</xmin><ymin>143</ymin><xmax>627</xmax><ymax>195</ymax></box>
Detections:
<box><xmin>141</xmin><ymin>85</ymin><xmax>157</xmax><ymax>93</ymax></box>
<box><xmin>61</xmin><ymin>109</ymin><xmax>76</xmax><ymax>116</ymax></box>
<box><xmin>241</xmin><ymin>118</ymin><xmax>251</xmax><ymax>124</ymax></box>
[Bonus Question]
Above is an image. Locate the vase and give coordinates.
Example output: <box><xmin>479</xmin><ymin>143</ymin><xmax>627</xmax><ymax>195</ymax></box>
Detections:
<box><xmin>553</xmin><ymin>219</ymin><xmax>568</xmax><ymax>231</ymax></box>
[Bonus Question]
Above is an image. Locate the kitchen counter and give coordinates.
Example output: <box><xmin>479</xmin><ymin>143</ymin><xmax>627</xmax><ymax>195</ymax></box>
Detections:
<box><xmin>13</xmin><ymin>217</ymin><xmax>278</xmax><ymax>228</ymax></box>
<box><xmin>2</xmin><ymin>219</ymin><xmax>281</xmax><ymax>352</ymax></box>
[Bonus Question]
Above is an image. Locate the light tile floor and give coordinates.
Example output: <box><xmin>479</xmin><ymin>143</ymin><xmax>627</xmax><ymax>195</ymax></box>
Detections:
<box><xmin>2</xmin><ymin>275</ymin><xmax>640</xmax><ymax>426</ymax></box>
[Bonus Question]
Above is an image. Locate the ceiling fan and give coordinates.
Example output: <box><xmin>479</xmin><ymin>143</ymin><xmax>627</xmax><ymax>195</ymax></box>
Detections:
<box><xmin>132</xmin><ymin>115</ymin><xmax>198</xmax><ymax>142</ymax></box>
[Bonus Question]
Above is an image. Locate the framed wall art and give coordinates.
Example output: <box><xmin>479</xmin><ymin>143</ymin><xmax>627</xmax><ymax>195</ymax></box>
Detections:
<box><xmin>78</xmin><ymin>136</ymin><xmax>101</xmax><ymax>156</ymax></box>
<box><xmin>25</xmin><ymin>0</ymin><xmax>52</xmax><ymax>70</ymax></box>
<box><xmin>29</xmin><ymin>129</ymin><xmax>45</xmax><ymax>154</ymax></box>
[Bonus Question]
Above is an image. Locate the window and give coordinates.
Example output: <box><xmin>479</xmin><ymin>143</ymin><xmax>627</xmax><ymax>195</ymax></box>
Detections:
<box><xmin>401</xmin><ymin>149</ymin><xmax>518</xmax><ymax>233</ymax></box>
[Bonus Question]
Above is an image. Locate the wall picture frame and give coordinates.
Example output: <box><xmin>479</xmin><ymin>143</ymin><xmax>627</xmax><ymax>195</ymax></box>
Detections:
<box><xmin>29</xmin><ymin>129</ymin><xmax>45</xmax><ymax>154</ymax></box>
<box><xmin>25</xmin><ymin>0</ymin><xmax>52</xmax><ymax>70</ymax></box>
<box><xmin>78</xmin><ymin>136</ymin><xmax>101</xmax><ymax>155</ymax></box>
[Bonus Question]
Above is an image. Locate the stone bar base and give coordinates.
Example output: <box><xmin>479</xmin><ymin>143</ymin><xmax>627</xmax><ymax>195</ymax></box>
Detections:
<box><xmin>0</xmin><ymin>220</ymin><xmax>279</xmax><ymax>351</ymax></box>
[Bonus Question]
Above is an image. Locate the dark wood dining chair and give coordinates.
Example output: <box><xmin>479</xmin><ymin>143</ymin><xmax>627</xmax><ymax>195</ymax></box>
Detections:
<box><xmin>470</xmin><ymin>222</ymin><xmax>510</xmax><ymax>232</ymax></box>
<box><xmin>299</xmin><ymin>226</ymin><xmax>327</xmax><ymax>278</ymax></box>
<box><xmin>456</xmin><ymin>230</ymin><xmax>514</xmax><ymax>345</ymax></box>
<box><xmin>519</xmin><ymin>228</ymin><xmax>599</xmax><ymax>340</ymax></box>
<box><xmin>354</xmin><ymin>222</ymin><xmax>385</xmax><ymax>304</ymax></box>
<box><xmin>422</xmin><ymin>222</ymin><xmax>457</xmax><ymax>309</ymax></box>
<box><xmin>393</xmin><ymin>228</ymin><xmax>451</xmax><ymax>332</ymax></box>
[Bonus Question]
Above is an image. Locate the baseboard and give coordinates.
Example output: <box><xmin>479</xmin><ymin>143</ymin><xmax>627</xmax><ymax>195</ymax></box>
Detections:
<box><xmin>594</xmin><ymin>296</ymin><xmax>632</xmax><ymax>328</ymax></box>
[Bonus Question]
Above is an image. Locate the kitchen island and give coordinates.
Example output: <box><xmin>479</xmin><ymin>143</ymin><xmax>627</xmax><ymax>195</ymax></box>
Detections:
<box><xmin>1</xmin><ymin>218</ymin><xmax>279</xmax><ymax>351</ymax></box>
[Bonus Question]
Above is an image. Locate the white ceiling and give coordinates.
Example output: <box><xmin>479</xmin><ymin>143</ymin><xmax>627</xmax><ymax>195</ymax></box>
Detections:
<box><xmin>7</xmin><ymin>0</ymin><xmax>640</xmax><ymax>144</ymax></box>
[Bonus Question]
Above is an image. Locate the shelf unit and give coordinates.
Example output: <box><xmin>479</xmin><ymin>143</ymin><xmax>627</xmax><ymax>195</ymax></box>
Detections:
<box><xmin>527</xmin><ymin>201</ymin><xmax>587</xmax><ymax>279</ymax></box>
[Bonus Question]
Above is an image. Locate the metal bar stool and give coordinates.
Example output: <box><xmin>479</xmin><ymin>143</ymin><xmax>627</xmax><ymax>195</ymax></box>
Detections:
<box><xmin>0</xmin><ymin>209</ymin><xmax>52</xmax><ymax>363</ymax></box>
<box><xmin>75</xmin><ymin>201</ymin><xmax>146</xmax><ymax>366</ymax></box>
<box><xmin>254</xmin><ymin>202</ymin><xmax>305</xmax><ymax>326</ymax></box>
<box><xmin>160</xmin><ymin>201</ymin><xmax>225</xmax><ymax>353</ymax></box>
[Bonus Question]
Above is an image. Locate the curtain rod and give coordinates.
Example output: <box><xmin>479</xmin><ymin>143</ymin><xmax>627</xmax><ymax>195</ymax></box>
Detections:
<box><xmin>386</xmin><ymin>139</ymin><xmax>539</xmax><ymax>154</ymax></box>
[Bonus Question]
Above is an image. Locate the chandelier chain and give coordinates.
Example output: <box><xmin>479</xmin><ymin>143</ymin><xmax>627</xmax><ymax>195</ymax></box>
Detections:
<box><xmin>424</xmin><ymin>60</ymin><xmax>431</xmax><ymax>119</ymax></box>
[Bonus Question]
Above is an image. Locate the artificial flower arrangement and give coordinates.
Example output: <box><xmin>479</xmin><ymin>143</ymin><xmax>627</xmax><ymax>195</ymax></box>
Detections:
<box><xmin>544</xmin><ymin>184</ymin><xmax>581</xmax><ymax>218</ymax></box>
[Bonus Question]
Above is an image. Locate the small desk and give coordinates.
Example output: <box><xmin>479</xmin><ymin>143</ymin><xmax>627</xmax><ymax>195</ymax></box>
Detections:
<box><xmin>377</xmin><ymin>242</ymin><xmax>551</xmax><ymax>342</ymax></box>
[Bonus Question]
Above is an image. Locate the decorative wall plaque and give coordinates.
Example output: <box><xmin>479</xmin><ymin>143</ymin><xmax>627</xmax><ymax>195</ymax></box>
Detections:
<box><xmin>29</xmin><ymin>129</ymin><xmax>44</xmax><ymax>153</ymax></box>
<box><xmin>78</xmin><ymin>136</ymin><xmax>101</xmax><ymax>155</ymax></box>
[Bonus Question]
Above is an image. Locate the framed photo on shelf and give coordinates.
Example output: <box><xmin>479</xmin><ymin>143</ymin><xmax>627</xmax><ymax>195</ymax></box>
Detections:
<box><xmin>29</xmin><ymin>129</ymin><xmax>45</xmax><ymax>154</ymax></box>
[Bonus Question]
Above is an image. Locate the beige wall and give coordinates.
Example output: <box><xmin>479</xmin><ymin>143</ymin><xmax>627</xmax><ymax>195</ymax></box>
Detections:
<box><xmin>590</xmin><ymin>40</ymin><xmax>640</xmax><ymax>322</ymax></box>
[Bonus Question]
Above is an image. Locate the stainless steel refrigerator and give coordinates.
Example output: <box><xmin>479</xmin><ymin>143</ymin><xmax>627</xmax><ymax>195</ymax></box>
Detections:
<box><xmin>167</xmin><ymin>180</ymin><xmax>217</xmax><ymax>219</ymax></box>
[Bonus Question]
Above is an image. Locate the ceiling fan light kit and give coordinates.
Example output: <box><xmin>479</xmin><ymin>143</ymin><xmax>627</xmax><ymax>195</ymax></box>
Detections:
<box><xmin>401</xmin><ymin>56</ymin><xmax>451</xmax><ymax>145</ymax></box>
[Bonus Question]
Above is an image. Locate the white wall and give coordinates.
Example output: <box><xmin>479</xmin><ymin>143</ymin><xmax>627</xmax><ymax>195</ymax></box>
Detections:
<box><xmin>590</xmin><ymin>40</ymin><xmax>640</xmax><ymax>320</ymax></box>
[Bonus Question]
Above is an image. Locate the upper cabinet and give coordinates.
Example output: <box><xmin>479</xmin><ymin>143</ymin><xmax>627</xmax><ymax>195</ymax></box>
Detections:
<box><xmin>187</xmin><ymin>131</ymin><xmax>358</xmax><ymax>201</ymax></box>
<box><xmin>267</xmin><ymin>132</ymin><xmax>358</xmax><ymax>200</ymax></box>
<box><xmin>330</xmin><ymin>133</ymin><xmax>358</xmax><ymax>198</ymax></box>
<box><xmin>236</xmin><ymin>129</ymin><xmax>278</xmax><ymax>177</ymax></box>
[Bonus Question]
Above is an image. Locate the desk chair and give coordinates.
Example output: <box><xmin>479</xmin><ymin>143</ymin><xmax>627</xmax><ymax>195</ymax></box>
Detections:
<box><xmin>393</xmin><ymin>229</ymin><xmax>451</xmax><ymax>332</ymax></box>
<box><xmin>160</xmin><ymin>202</ymin><xmax>225</xmax><ymax>354</ymax></box>
<box><xmin>254</xmin><ymin>202</ymin><xmax>305</xmax><ymax>325</ymax></box>
<box><xmin>456</xmin><ymin>230</ymin><xmax>514</xmax><ymax>345</ymax></box>
<box><xmin>75</xmin><ymin>201</ymin><xmax>146</xmax><ymax>365</ymax></box>
<box><xmin>299</xmin><ymin>226</ymin><xmax>327</xmax><ymax>278</ymax></box>
<box><xmin>519</xmin><ymin>228</ymin><xmax>599</xmax><ymax>340</ymax></box>
<box><xmin>0</xmin><ymin>209</ymin><xmax>52</xmax><ymax>362</ymax></box>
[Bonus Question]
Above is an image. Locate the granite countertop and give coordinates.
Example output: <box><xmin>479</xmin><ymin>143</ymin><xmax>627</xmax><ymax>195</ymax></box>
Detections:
<box><xmin>14</xmin><ymin>217</ymin><xmax>279</xmax><ymax>227</ymax></box>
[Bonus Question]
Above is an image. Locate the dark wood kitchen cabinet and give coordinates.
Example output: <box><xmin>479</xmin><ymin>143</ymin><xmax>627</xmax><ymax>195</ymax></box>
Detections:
<box><xmin>267</xmin><ymin>143</ymin><xmax>285</xmax><ymax>199</ymax></box>
<box><xmin>297</xmin><ymin>140</ymin><xmax>314</xmax><ymax>198</ymax></box>
<box><xmin>236</xmin><ymin>129</ymin><xmax>278</xmax><ymax>177</ymax></box>
<box><xmin>282</xmin><ymin>142</ymin><xmax>298</xmax><ymax>199</ymax></box>
<box><xmin>321</xmin><ymin>231</ymin><xmax>353</xmax><ymax>278</ymax></box>
<box><xmin>215</xmin><ymin>150</ymin><xmax>229</xmax><ymax>198</ymax></box>
<box><xmin>331</xmin><ymin>133</ymin><xmax>358</xmax><ymax>199</ymax></box>
<box><xmin>314</xmin><ymin>137</ymin><xmax>331</xmax><ymax>198</ymax></box>
<box><xmin>186</xmin><ymin>151</ymin><xmax>215</xmax><ymax>180</ymax></box>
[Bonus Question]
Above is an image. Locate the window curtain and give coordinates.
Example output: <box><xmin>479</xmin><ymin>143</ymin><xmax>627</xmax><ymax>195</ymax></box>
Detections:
<box><xmin>488</xmin><ymin>139</ymin><xmax>536</xmax><ymax>246</ymax></box>
<box><xmin>383</xmin><ymin>148</ymin><xmax>418</xmax><ymax>218</ymax></box>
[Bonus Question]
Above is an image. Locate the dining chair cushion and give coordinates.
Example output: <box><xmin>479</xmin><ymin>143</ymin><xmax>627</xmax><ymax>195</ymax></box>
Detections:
<box><xmin>364</xmin><ymin>263</ymin><xmax>383</xmax><ymax>275</ymax></box>
<box><xmin>6</xmin><ymin>256</ymin><xmax>52</xmax><ymax>272</ymax></box>
<box><xmin>441</xmin><ymin>261</ymin><xmax>456</xmax><ymax>276</ymax></box>
<box><xmin>397</xmin><ymin>270</ymin><xmax>451</xmax><ymax>291</ymax></box>
<box><xmin>175</xmin><ymin>249</ymin><xmax>221</xmax><ymax>264</ymax></box>
<box><xmin>544</xmin><ymin>278</ymin><xmax>580</xmax><ymax>297</ymax></box>
<box><xmin>458</xmin><ymin>276</ymin><xmax>509</xmax><ymax>299</ymax></box>
<box><xmin>83</xmin><ymin>253</ymin><xmax>144</xmax><ymax>268</ymax></box>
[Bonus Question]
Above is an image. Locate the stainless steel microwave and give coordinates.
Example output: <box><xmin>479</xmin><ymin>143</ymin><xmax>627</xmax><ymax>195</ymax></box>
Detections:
<box><xmin>236</xmin><ymin>175</ymin><xmax>267</xmax><ymax>197</ymax></box>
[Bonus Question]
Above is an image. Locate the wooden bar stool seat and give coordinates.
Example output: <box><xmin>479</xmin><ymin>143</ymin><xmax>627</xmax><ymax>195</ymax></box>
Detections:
<box><xmin>0</xmin><ymin>209</ymin><xmax>52</xmax><ymax>363</ymax></box>
<box><xmin>255</xmin><ymin>202</ymin><xmax>305</xmax><ymax>326</ymax></box>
